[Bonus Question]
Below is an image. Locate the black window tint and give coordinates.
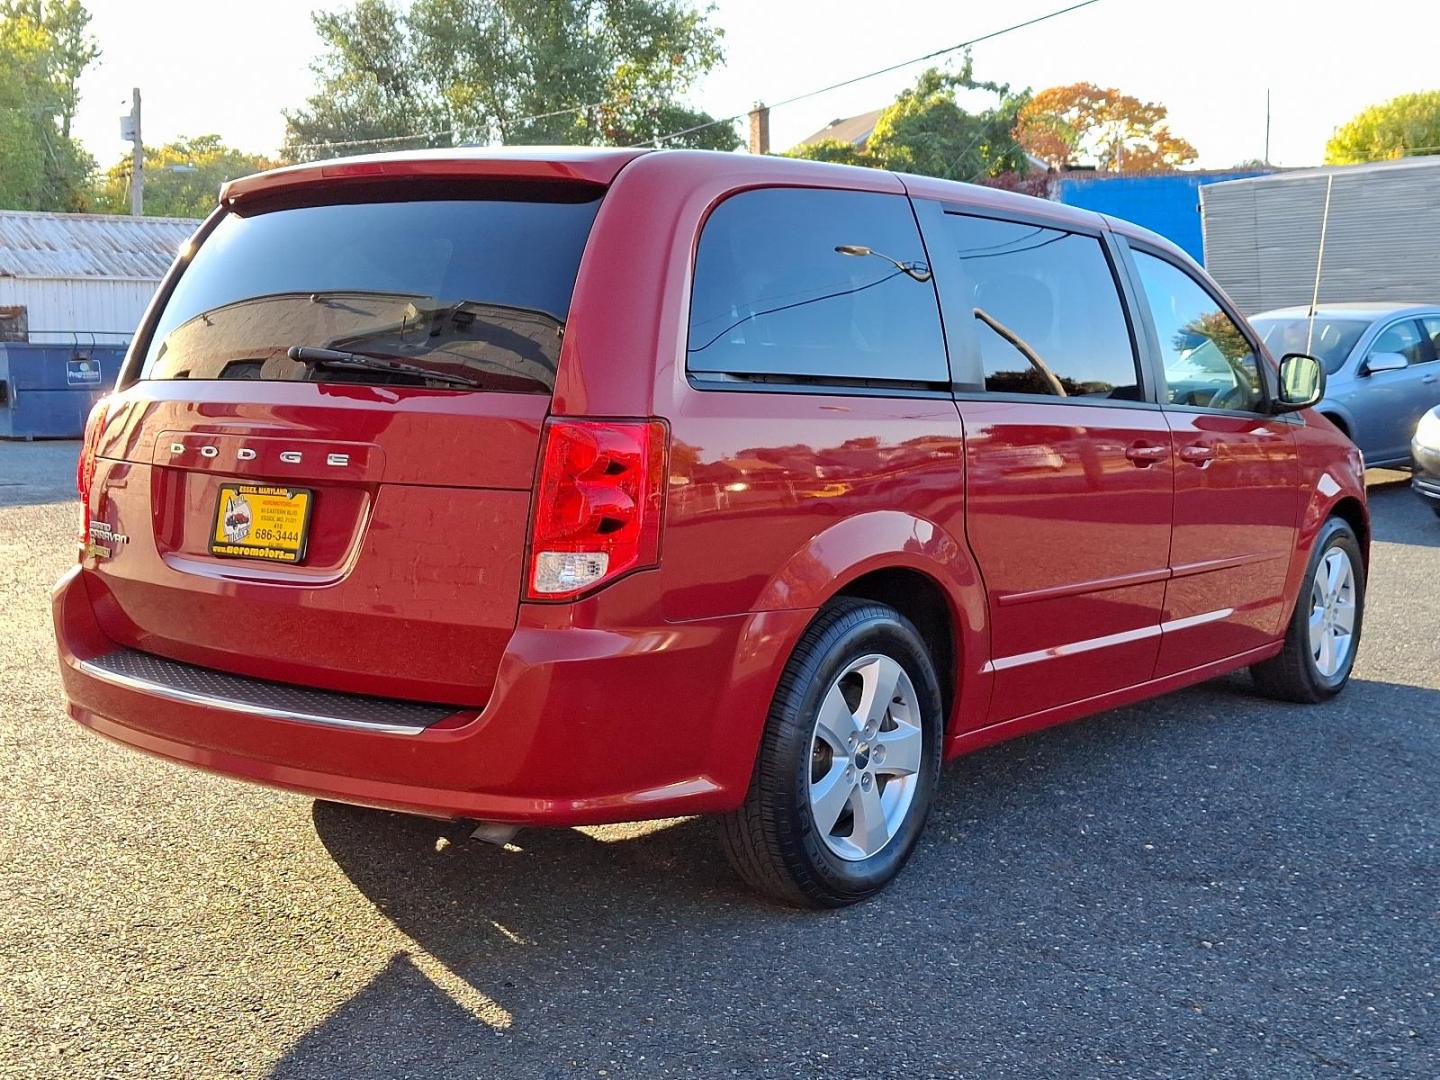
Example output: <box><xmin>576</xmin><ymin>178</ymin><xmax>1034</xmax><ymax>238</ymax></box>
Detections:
<box><xmin>687</xmin><ymin>188</ymin><xmax>948</xmax><ymax>384</ymax></box>
<box><xmin>1132</xmin><ymin>251</ymin><xmax>1264</xmax><ymax>413</ymax></box>
<box><xmin>141</xmin><ymin>190</ymin><xmax>603</xmax><ymax>393</ymax></box>
<box><xmin>942</xmin><ymin>214</ymin><xmax>1139</xmax><ymax>399</ymax></box>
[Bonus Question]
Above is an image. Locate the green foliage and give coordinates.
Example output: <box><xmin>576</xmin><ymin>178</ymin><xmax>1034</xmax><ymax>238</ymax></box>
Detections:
<box><xmin>94</xmin><ymin>135</ymin><xmax>276</xmax><ymax>219</ymax></box>
<box><xmin>787</xmin><ymin>60</ymin><xmax>1031</xmax><ymax>185</ymax></box>
<box><xmin>786</xmin><ymin>138</ymin><xmax>872</xmax><ymax>167</ymax></box>
<box><xmin>282</xmin><ymin>0</ymin><xmax>738</xmax><ymax>161</ymax></box>
<box><xmin>1325</xmin><ymin>91</ymin><xmax>1440</xmax><ymax>164</ymax></box>
<box><xmin>866</xmin><ymin>63</ymin><xmax>1029</xmax><ymax>181</ymax></box>
<box><xmin>0</xmin><ymin>0</ymin><xmax>98</xmax><ymax>210</ymax></box>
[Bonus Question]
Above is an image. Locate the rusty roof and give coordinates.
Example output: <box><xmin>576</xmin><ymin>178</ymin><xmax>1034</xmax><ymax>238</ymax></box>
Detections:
<box><xmin>0</xmin><ymin>210</ymin><xmax>199</xmax><ymax>281</ymax></box>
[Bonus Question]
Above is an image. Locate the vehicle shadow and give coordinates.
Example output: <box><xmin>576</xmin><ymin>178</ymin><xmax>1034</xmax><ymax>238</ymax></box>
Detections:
<box><xmin>273</xmin><ymin>673</ymin><xmax>1440</xmax><ymax>1079</ymax></box>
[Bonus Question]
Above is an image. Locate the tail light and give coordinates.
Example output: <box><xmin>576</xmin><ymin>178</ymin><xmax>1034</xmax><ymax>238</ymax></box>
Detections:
<box><xmin>527</xmin><ymin>418</ymin><xmax>668</xmax><ymax>600</ymax></box>
<box><xmin>76</xmin><ymin>396</ymin><xmax>111</xmax><ymax>539</ymax></box>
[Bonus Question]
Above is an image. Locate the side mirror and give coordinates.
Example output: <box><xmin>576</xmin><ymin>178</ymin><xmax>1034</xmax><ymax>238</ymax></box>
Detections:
<box><xmin>1362</xmin><ymin>351</ymin><xmax>1407</xmax><ymax>375</ymax></box>
<box><xmin>1274</xmin><ymin>352</ymin><xmax>1326</xmax><ymax>412</ymax></box>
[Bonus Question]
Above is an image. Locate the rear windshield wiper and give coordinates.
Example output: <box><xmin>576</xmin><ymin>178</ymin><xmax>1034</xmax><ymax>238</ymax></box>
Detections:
<box><xmin>286</xmin><ymin>346</ymin><xmax>481</xmax><ymax>389</ymax></box>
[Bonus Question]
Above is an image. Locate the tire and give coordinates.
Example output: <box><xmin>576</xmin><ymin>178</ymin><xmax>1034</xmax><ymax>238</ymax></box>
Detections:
<box><xmin>1250</xmin><ymin>517</ymin><xmax>1365</xmax><ymax>703</ymax></box>
<box><xmin>719</xmin><ymin>598</ymin><xmax>944</xmax><ymax>907</ymax></box>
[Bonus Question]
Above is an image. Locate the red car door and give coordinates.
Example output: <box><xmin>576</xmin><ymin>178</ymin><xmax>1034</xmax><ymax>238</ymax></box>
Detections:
<box><xmin>1126</xmin><ymin>247</ymin><xmax>1300</xmax><ymax>675</ymax></box>
<box><xmin>921</xmin><ymin>205</ymin><xmax>1175</xmax><ymax>724</ymax></box>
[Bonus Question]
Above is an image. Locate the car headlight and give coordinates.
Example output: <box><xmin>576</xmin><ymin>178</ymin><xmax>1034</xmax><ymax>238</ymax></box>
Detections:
<box><xmin>1416</xmin><ymin>407</ymin><xmax>1440</xmax><ymax>453</ymax></box>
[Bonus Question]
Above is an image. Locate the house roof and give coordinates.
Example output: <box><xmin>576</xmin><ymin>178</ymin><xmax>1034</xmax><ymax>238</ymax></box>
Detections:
<box><xmin>795</xmin><ymin>108</ymin><xmax>887</xmax><ymax>150</ymax></box>
<box><xmin>0</xmin><ymin>210</ymin><xmax>199</xmax><ymax>281</ymax></box>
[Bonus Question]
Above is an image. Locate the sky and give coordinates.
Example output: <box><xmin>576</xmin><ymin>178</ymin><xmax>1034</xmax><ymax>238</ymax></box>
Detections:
<box><xmin>72</xmin><ymin>0</ymin><xmax>1438</xmax><ymax>172</ymax></box>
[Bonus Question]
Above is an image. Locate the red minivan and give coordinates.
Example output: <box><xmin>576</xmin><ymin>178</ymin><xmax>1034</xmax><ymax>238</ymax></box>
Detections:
<box><xmin>55</xmin><ymin>148</ymin><xmax>1367</xmax><ymax>906</ymax></box>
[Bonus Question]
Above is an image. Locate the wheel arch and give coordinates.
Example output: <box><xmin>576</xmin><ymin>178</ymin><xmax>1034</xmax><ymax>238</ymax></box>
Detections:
<box><xmin>751</xmin><ymin>510</ymin><xmax>991</xmax><ymax>743</ymax></box>
<box><xmin>828</xmin><ymin>566</ymin><xmax>959</xmax><ymax>728</ymax></box>
<box><xmin>1329</xmin><ymin>494</ymin><xmax>1370</xmax><ymax>572</ymax></box>
<box><xmin>1317</xmin><ymin>407</ymin><xmax>1352</xmax><ymax>441</ymax></box>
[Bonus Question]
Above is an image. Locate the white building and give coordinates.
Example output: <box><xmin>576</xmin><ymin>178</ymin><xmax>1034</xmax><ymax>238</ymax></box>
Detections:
<box><xmin>0</xmin><ymin>210</ymin><xmax>199</xmax><ymax>346</ymax></box>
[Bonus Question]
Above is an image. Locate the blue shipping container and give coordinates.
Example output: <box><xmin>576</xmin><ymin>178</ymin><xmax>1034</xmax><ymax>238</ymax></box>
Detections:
<box><xmin>0</xmin><ymin>342</ymin><xmax>126</xmax><ymax>438</ymax></box>
<box><xmin>1054</xmin><ymin>171</ymin><xmax>1271</xmax><ymax>263</ymax></box>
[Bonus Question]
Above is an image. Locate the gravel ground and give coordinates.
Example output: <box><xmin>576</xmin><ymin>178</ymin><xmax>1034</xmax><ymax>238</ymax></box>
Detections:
<box><xmin>1</xmin><ymin>440</ymin><xmax>1435</xmax><ymax>1079</ymax></box>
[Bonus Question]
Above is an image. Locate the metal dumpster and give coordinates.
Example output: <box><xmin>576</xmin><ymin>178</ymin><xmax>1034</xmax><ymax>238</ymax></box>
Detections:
<box><xmin>0</xmin><ymin>339</ymin><xmax>127</xmax><ymax>439</ymax></box>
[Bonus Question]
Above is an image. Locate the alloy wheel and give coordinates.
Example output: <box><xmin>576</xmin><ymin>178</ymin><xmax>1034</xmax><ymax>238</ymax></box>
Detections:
<box><xmin>807</xmin><ymin>654</ymin><xmax>924</xmax><ymax>861</ymax></box>
<box><xmin>1308</xmin><ymin>547</ymin><xmax>1356</xmax><ymax>678</ymax></box>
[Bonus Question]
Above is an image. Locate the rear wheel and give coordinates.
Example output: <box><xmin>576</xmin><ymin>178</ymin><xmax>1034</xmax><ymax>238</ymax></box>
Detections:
<box><xmin>719</xmin><ymin>599</ymin><xmax>943</xmax><ymax>907</ymax></box>
<box><xmin>1251</xmin><ymin>517</ymin><xmax>1364</xmax><ymax>703</ymax></box>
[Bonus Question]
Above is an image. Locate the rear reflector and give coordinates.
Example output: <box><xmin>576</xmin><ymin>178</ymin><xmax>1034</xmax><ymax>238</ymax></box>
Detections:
<box><xmin>527</xmin><ymin>419</ymin><xmax>668</xmax><ymax>600</ymax></box>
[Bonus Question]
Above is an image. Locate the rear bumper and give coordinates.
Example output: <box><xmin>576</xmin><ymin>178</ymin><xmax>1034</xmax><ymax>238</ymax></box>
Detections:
<box><xmin>1411</xmin><ymin>472</ymin><xmax>1440</xmax><ymax>508</ymax></box>
<box><xmin>54</xmin><ymin>566</ymin><xmax>811</xmax><ymax>825</ymax></box>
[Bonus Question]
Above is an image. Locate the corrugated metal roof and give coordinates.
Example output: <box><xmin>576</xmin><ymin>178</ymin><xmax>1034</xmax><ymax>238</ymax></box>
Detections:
<box><xmin>1205</xmin><ymin>155</ymin><xmax>1440</xmax><ymax>188</ymax></box>
<box><xmin>1201</xmin><ymin>158</ymin><xmax>1440</xmax><ymax>313</ymax></box>
<box><xmin>0</xmin><ymin>210</ymin><xmax>199</xmax><ymax>282</ymax></box>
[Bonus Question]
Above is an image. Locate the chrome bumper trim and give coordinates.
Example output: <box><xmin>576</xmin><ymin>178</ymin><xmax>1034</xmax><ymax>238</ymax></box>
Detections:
<box><xmin>75</xmin><ymin>651</ymin><xmax>453</xmax><ymax>736</ymax></box>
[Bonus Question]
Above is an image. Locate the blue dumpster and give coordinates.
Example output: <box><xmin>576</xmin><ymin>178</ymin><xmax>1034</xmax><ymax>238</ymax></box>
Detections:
<box><xmin>0</xmin><ymin>342</ymin><xmax>126</xmax><ymax>438</ymax></box>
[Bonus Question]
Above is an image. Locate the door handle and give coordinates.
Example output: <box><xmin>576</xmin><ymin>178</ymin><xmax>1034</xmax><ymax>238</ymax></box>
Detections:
<box><xmin>1124</xmin><ymin>442</ymin><xmax>1168</xmax><ymax>467</ymax></box>
<box><xmin>1179</xmin><ymin>443</ymin><xmax>1217</xmax><ymax>467</ymax></box>
<box><xmin>1424</xmin><ymin>374</ymin><xmax>1437</xmax><ymax>383</ymax></box>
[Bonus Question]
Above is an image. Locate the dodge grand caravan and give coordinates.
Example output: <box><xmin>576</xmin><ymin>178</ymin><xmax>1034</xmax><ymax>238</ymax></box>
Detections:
<box><xmin>55</xmin><ymin>148</ymin><xmax>1367</xmax><ymax>906</ymax></box>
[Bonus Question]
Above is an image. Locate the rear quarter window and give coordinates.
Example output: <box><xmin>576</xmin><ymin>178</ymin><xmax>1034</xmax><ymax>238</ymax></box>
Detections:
<box><xmin>687</xmin><ymin>187</ymin><xmax>949</xmax><ymax>386</ymax></box>
<box><xmin>142</xmin><ymin>186</ymin><xmax>603</xmax><ymax>393</ymax></box>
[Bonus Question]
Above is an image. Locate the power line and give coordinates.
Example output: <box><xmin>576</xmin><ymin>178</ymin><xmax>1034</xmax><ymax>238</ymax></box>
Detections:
<box><xmin>286</xmin><ymin>96</ymin><xmax>620</xmax><ymax>154</ymax></box>
<box><xmin>286</xmin><ymin>0</ymin><xmax>1104</xmax><ymax>156</ymax></box>
<box><xmin>635</xmin><ymin>0</ymin><xmax>1105</xmax><ymax>147</ymax></box>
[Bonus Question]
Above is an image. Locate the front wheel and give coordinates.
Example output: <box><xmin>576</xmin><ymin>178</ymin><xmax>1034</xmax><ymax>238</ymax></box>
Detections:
<box><xmin>1251</xmin><ymin>517</ymin><xmax>1365</xmax><ymax>703</ymax></box>
<box><xmin>719</xmin><ymin>599</ymin><xmax>943</xmax><ymax>907</ymax></box>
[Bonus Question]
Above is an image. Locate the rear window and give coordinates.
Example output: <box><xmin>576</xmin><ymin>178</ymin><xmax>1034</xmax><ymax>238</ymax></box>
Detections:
<box><xmin>141</xmin><ymin>187</ymin><xmax>603</xmax><ymax>393</ymax></box>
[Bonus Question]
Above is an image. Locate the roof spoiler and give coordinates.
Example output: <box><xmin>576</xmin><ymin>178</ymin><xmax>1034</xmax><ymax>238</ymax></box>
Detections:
<box><xmin>220</xmin><ymin>147</ymin><xmax>648</xmax><ymax>207</ymax></box>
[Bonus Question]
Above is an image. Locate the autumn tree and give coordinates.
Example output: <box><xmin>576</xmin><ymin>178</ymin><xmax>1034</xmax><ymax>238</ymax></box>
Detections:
<box><xmin>1325</xmin><ymin>91</ymin><xmax>1440</xmax><ymax>164</ymax></box>
<box><xmin>1017</xmin><ymin>82</ymin><xmax>1197</xmax><ymax>172</ymax></box>
<box><xmin>282</xmin><ymin>0</ymin><xmax>738</xmax><ymax>161</ymax></box>
<box><xmin>95</xmin><ymin>135</ymin><xmax>275</xmax><ymax>219</ymax></box>
<box><xmin>790</xmin><ymin>59</ymin><xmax>1034</xmax><ymax>188</ymax></box>
<box><xmin>0</xmin><ymin>0</ymin><xmax>98</xmax><ymax>210</ymax></box>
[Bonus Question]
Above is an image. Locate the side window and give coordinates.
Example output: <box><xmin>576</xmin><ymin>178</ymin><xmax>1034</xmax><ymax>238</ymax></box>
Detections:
<box><xmin>1369</xmin><ymin>320</ymin><xmax>1427</xmax><ymax>365</ymax></box>
<box><xmin>1422</xmin><ymin>316</ymin><xmax>1440</xmax><ymax>360</ymax></box>
<box><xmin>1132</xmin><ymin>251</ymin><xmax>1264</xmax><ymax>413</ymax></box>
<box><xmin>941</xmin><ymin>214</ymin><xmax>1140</xmax><ymax>400</ymax></box>
<box><xmin>687</xmin><ymin>188</ymin><xmax>948</xmax><ymax>384</ymax></box>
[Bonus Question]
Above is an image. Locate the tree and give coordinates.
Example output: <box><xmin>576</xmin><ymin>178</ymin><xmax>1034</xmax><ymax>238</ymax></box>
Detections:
<box><xmin>786</xmin><ymin>138</ymin><xmax>872</xmax><ymax>167</ymax></box>
<box><xmin>0</xmin><ymin>0</ymin><xmax>98</xmax><ymax>210</ymax></box>
<box><xmin>789</xmin><ymin>60</ymin><xmax>1033</xmax><ymax>186</ymax></box>
<box><xmin>1017</xmin><ymin>82</ymin><xmax>1197</xmax><ymax>172</ymax></box>
<box><xmin>282</xmin><ymin>0</ymin><xmax>738</xmax><ymax>161</ymax></box>
<box><xmin>94</xmin><ymin>136</ymin><xmax>276</xmax><ymax>219</ymax></box>
<box><xmin>1325</xmin><ymin>91</ymin><xmax>1440</xmax><ymax>164</ymax></box>
<box><xmin>867</xmin><ymin>63</ymin><xmax>1029</xmax><ymax>182</ymax></box>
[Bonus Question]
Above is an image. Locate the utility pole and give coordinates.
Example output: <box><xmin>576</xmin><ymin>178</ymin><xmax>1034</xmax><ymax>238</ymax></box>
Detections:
<box><xmin>1264</xmin><ymin>88</ymin><xmax>1271</xmax><ymax>166</ymax></box>
<box><xmin>121</xmin><ymin>87</ymin><xmax>142</xmax><ymax>217</ymax></box>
